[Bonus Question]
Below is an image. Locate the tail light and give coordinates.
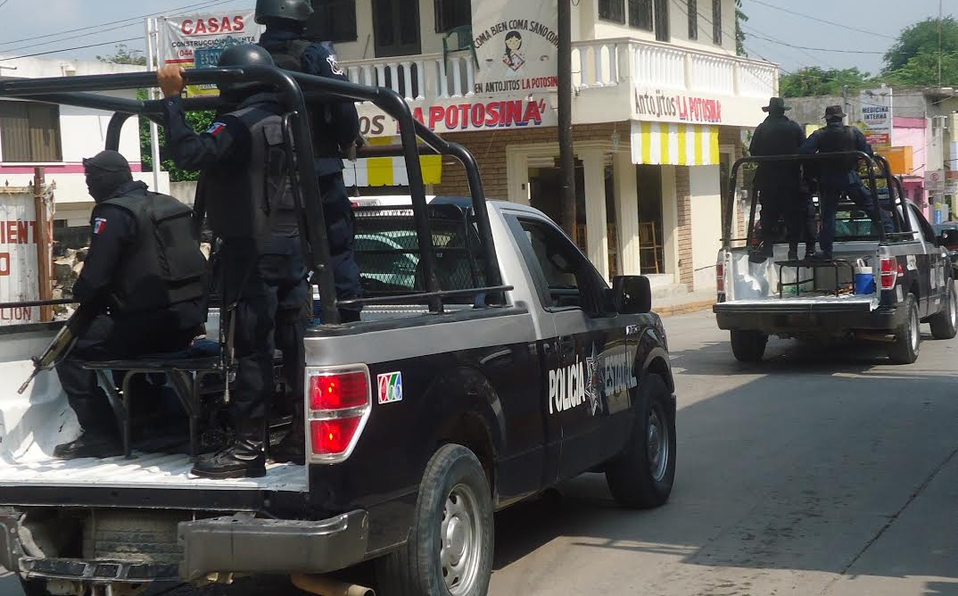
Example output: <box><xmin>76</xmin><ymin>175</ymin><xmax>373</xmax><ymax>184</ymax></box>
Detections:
<box><xmin>306</xmin><ymin>366</ymin><xmax>371</xmax><ymax>463</ymax></box>
<box><xmin>716</xmin><ymin>261</ymin><xmax>726</xmax><ymax>295</ymax></box>
<box><xmin>880</xmin><ymin>257</ymin><xmax>902</xmax><ymax>290</ymax></box>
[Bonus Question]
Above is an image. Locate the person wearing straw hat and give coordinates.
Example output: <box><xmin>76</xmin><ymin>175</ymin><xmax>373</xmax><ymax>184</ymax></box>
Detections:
<box><xmin>749</xmin><ymin>97</ymin><xmax>806</xmax><ymax>262</ymax></box>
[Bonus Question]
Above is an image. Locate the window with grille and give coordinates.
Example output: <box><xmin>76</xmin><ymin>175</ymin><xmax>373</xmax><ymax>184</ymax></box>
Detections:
<box><xmin>306</xmin><ymin>0</ymin><xmax>358</xmax><ymax>43</ymax></box>
<box><xmin>628</xmin><ymin>0</ymin><xmax>653</xmax><ymax>31</ymax></box>
<box><xmin>435</xmin><ymin>0</ymin><xmax>471</xmax><ymax>33</ymax></box>
<box><xmin>687</xmin><ymin>0</ymin><xmax>698</xmax><ymax>40</ymax></box>
<box><xmin>599</xmin><ymin>0</ymin><xmax>625</xmax><ymax>24</ymax></box>
<box><xmin>712</xmin><ymin>0</ymin><xmax>723</xmax><ymax>45</ymax></box>
<box><xmin>0</xmin><ymin>102</ymin><xmax>62</xmax><ymax>163</ymax></box>
<box><xmin>653</xmin><ymin>0</ymin><xmax>669</xmax><ymax>41</ymax></box>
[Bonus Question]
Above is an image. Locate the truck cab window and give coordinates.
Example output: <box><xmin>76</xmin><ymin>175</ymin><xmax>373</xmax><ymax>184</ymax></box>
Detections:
<box><xmin>515</xmin><ymin>218</ymin><xmax>607</xmax><ymax>313</ymax></box>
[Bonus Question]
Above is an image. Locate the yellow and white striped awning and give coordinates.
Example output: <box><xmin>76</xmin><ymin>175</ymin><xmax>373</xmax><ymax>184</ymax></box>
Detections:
<box><xmin>342</xmin><ymin>137</ymin><xmax>443</xmax><ymax>188</ymax></box>
<box><xmin>631</xmin><ymin>122</ymin><xmax>720</xmax><ymax>166</ymax></box>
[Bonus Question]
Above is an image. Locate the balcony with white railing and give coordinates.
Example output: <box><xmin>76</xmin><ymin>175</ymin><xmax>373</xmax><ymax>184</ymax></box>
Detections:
<box><xmin>341</xmin><ymin>37</ymin><xmax>779</xmax><ymax>132</ymax></box>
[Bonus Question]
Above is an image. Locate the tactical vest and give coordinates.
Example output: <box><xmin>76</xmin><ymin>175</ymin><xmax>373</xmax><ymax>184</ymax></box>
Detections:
<box><xmin>817</xmin><ymin>125</ymin><xmax>859</xmax><ymax>171</ymax></box>
<box><xmin>203</xmin><ymin>104</ymin><xmax>299</xmax><ymax>244</ymax></box>
<box><xmin>265</xmin><ymin>39</ymin><xmax>342</xmax><ymax>161</ymax></box>
<box><xmin>104</xmin><ymin>191</ymin><xmax>208</xmax><ymax>314</ymax></box>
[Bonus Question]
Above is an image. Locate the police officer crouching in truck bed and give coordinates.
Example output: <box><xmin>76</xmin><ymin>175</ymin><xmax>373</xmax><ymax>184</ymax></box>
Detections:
<box><xmin>160</xmin><ymin>45</ymin><xmax>310</xmax><ymax>479</ymax></box>
<box><xmin>54</xmin><ymin>151</ymin><xmax>208</xmax><ymax>460</ymax></box>
<box><xmin>256</xmin><ymin>0</ymin><xmax>363</xmax><ymax>324</ymax></box>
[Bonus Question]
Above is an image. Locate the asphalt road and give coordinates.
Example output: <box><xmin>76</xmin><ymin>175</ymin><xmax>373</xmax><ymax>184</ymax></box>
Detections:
<box><xmin>5</xmin><ymin>309</ymin><xmax>957</xmax><ymax>595</ymax></box>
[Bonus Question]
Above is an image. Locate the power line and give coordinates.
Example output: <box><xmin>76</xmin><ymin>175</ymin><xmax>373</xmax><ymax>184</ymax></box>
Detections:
<box><xmin>744</xmin><ymin>28</ymin><xmax>886</xmax><ymax>55</ymax></box>
<box><xmin>0</xmin><ymin>36</ymin><xmax>143</xmax><ymax>62</ymax></box>
<box><xmin>746</xmin><ymin>0</ymin><xmax>897</xmax><ymax>40</ymax></box>
<box><xmin>0</xmin><ymin>0</ymin><xmax>242</xmax><ymax>50</ymax></box>
<box><xmin>0</xmin><ymin>0</ymin><xmax>13</xmax><ymax>12</ymax></box>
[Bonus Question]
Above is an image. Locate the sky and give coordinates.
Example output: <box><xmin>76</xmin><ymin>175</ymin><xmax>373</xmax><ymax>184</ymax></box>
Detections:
<box><xmin>740</xmin><ymin>0</ymin><xmax>948</xmax><ymax>76</ymax></box>
<box><xmin>0</xmin><ymin>0</ymin><xmax>949</xmax><ymax>75</ymax></box>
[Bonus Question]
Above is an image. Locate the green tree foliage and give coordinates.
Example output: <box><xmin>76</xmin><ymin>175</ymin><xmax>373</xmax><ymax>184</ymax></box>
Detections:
<box><xmin>735</xmin><ymin>0</ymin><xmax>748</xmax><ymax>57</ymax></box>
<box><xmin>883</xmin><ymin>17</ymin><xmax>958</xmax><ymax>73</ymax></box>
<box><xmin>96</xmin><ymin>44</ymin><xmax>147</xmax><ymax>66</ymax></box>
<box><xmin>136</xmin><ymin>90</ymin><xmax>215</xmax><ymax>183</ymax></box>
<box><xmin>779</xmin><ymin>67</ymin><xmax>874</xmax><ymax>97</ymax></box>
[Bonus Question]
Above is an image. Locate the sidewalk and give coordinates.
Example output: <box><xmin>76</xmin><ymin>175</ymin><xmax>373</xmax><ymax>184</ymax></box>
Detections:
<box><xmin>652</xmin><ymin>289</ymin><xmax>717</xmax><ymax>318</ymax></box>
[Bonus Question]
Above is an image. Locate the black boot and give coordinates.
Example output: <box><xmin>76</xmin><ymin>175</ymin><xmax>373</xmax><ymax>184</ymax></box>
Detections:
<box><xmin>191</xmin><ymin>422</ymin><xmax>266</xmax><ymax>479</ymax></box>
<box><xmin>53</xmin><ymin>432</ymin><xmax>123</xmax><ymax>460</ymax></box>
<box><xmin>270</xmin><ymin>425</ymin><xmax>305</xmax><ymax>465</ymax></box>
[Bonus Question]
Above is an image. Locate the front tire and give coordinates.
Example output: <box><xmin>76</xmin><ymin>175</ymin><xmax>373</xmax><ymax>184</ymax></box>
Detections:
<box><xmin>730</xmin><ymin>330</ymin><xmax>768</xmax><ymax>363</ymax></box>
<box><xmin>889</xmin><ymin>294</ymin><xmax>921</xmax><ymax>364</ymax></box>
<box><xmin>19</xmin><ymin>578</ymin><xmax>53</xmax><ymax>596</ymax></box>
<box><xmin>929</xmin><ymin>281</ymin><xmax>957</xmax><ymax>340</ymax></box>
<box><xmin>605</xmin><ymin>374</ymin><xmax>677</xmax><ymax>509</ymax></box>
<box><xmin>377</xmin><ymin>445</ymin><xmax>493</xmax><ymax>596</ymax></box>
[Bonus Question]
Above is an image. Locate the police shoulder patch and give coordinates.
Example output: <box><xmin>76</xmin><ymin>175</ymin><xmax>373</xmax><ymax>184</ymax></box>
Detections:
<box><xmin>327</xmin><ymin>55</ymin><xmax>345</xmax><ymax>77</ymax></box>
<box><xmin>206</xmin><ymin>122</ymin><xmax>228</xmax><ymax>136</ymax></box>
<box><xmin>93</xmin><ymin>217</ymin><xmax>108</xmax><ymax>235</ymax></box>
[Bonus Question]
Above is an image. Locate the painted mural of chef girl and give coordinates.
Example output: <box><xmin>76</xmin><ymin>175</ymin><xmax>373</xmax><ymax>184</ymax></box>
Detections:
<box><xmin>503</xmin><ymin>31</ymin><xmax>526</xmax><ymax>72</ymax></box>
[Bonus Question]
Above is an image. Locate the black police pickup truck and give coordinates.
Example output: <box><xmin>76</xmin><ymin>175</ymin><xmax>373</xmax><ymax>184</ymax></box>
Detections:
<box><xmin>0</xmin><ymin>67</ymin><xmax>676</xmax><ymax>596</ymax></box>
<box><xmin>715</xmin><ymin>154</ymin><xmax>957</xmax><ymax>364</ymax></box>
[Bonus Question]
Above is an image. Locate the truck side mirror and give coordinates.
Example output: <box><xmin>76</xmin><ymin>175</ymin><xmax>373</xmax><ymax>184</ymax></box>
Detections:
<box><xmin>611</xmin><ymin>275</ymin><xmax>652</xmax><ymax>315</ymax></box>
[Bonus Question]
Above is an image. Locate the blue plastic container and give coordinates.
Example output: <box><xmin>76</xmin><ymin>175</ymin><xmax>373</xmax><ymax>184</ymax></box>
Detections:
<box><xmin>855</xmin><ymin>268</ymin><xmax>876</xmax><ymax>295</ymax></box>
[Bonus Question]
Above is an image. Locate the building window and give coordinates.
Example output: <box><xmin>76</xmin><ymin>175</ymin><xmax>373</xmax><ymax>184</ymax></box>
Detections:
<box><xmin>599</xmin><ymin>0</ymin><xmax>626</xmax><ymax>24</ymax></box>
<box><xmin>306</xmin><ymin>0</ymin><xmax>358</xmax><ymax>43</ymax></box>
<box><xmin>0</xmin><ymin>102</ymin><xmax>62</xmax><ymax>163</ymax></box>
<box><xmin>712</xmin><ymin>0</ymin><xmax>723</xmax><ymax>45</ymax></box>
<box><xmin>653</xmin><ymin>0</ymin><xmax>669</xmax><ymax>41</ymax></box>
<box><xmin>628</xmin><ymin>0</ymin><xmax>653</xmax><ymax>30</ymax></box>
<box><xmin>435</xmin><ymin>0</ymin><xmax>471</xmax><ymax>33</ymax></box>
<box><xmin>687</xmin><ymin>0</ymin><xmax>698</xmax><ymax>39</ymax></box>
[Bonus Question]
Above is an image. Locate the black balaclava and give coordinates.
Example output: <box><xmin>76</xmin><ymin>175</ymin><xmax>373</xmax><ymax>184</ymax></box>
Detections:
<box><xmin>83</xmin><ymin>150</ymin><xmax>133</xmax><ymax>202</ymax></box>
<box><xmin>826</xmin><ymin>117</ymin><xmax>843</xmax><ymax>126</ymax></box>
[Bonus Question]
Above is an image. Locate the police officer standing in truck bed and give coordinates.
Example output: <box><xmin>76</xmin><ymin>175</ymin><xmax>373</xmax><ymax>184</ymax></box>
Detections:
<box><xmin>256</xmin><ymin>0</ymin><xmax>363</xmax><ymax>324</ymax></box>
<box><xmin>159</xmin><ymin>45</ymin><xmax>309</xmax><ymax>479</ymax></box>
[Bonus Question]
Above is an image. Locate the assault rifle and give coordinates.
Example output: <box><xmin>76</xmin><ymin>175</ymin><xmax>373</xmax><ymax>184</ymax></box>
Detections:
<box><xmin>18</xmin><ymin>305</ymin><xmax>96</xmax><ymax>395</ymax></box>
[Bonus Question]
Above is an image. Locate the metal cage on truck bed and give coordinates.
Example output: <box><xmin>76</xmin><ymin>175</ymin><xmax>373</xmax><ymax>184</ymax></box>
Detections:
<box><xmin>0</xmin><ymin>65</ymin><xmax>510</xmax><ymax>323</ymax></box>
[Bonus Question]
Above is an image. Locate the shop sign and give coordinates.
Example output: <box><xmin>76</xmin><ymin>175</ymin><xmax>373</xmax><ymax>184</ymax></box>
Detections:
<box><xmin>155</xmin><ymin>10</ymin><xmax>263</xmax><ymax>97</ymax></box>
<box><xmin>634</xmin><ymin>88</ymin><xmax>723</xmax><ymax>124</ymax></box>
<box><xmin>0</xmin><ymin>191</ymin><xmax>41</xmax><ymax>325</ymax></box>
<box><xmin>357</xmin><ymin>98</ymin><xmax>554</xmax><ymax>137</ymax></box>
<box><xmin>859</xmin><ymin>87</ymin><xmax>893</xmax><ymax>149</ymax></box>
<box><xmin>472</xmin><ymin>0</ymin><xmax>559</xmax><ymax>94</ymax></box>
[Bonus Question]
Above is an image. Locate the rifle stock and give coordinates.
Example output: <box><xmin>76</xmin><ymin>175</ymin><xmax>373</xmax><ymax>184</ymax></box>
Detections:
<box><xmin>17</xmin><ymin>305</ymin><xmax>96</xmax><ymax>395</ymax></box>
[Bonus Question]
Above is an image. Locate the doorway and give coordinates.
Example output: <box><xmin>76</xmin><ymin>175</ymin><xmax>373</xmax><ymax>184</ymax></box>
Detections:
<box><xmin>529</xmin><ymin>162</ymin><xmax>586</xmax><ymax>249</ymax></box>
<box><xmin>372</xmin><ymin>0</ymin><xmax>421</xmax><ymax>57</ymax></box>
<box><xmin>637</xmin><ymin>165</ymin><xmax>665</xmax><ymax>273</ymax></box>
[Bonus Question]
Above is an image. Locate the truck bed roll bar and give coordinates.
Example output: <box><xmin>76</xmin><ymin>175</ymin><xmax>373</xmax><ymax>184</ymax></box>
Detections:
<box><xmin>0</xmin><ymin>65</ymin><xmax>505</xmax><ymax>323</ymax></box>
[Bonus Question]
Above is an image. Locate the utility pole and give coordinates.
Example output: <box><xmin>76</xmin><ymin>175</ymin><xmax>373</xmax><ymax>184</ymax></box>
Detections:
<box><xmin>32</xmin><ymin>168</ymin><xmax>53</xmax><ymax>322</ymax></box>
<box><xmin>939</xmin><ymin>0</ymin><xmax>944</xmax><ymax>88</ymax></box>
<box><xmin>842</xmin><ymin>85</ymin><xmax>849</xmax><ymax>124</ymax></box>
<box><xmin>557</xmin><ymin>0</ymin><xmax>576</xmax><ymax>240</ymax></box>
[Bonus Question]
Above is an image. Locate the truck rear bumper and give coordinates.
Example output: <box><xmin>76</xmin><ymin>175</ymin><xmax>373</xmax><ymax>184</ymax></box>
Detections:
<box><xmin>179</xmin><ymin>511</ymin><xmax>369</xmax><ymax>581</ymax></box>
<box><xmin>0</xmin><ymin>509</ymin><xmax>369</xmax><ymax>584</ymax></box>
<box><xmin>714</xmin><ymin>301</ymin><xmax>904</xmax><ymax>335</ymax></box>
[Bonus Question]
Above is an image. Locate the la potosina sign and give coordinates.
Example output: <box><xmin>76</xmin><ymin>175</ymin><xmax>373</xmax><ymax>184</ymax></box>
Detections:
<box><xmin>471</xmin><ymin>0</ymin><xmax>559</xmax><ymax>95</ymax></box>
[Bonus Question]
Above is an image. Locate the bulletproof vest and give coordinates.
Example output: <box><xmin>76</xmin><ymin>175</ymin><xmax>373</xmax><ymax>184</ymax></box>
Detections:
<box><xmin>204</xmin><ymin>105</ymin><xmax>299</xmax><ymax>244</ymax></box>
<box><xmin>265</xmin><ymin>39</ymin><xmax>342</xmax><ymax>160</ymax></box>
<box><xmin>817</xmin><ymin>125</ymin><xmax>859</xmax><ymax>171</ymax></box>
<box><xmin>104</xmin><ymin>191</ymin><xmax>208</xmax><ymax>314</ymax></box>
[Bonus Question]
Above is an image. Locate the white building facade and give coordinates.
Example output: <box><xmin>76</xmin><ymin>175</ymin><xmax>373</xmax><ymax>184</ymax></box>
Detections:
<box><xmin>323</xmin><ymin>0</ymin><xmax>778</xmax><ymax>292</ymax></box>
<box><xmin>0</xmin><ymin>57</ymin><xmax>168</xmax><ymax>233</ymax></box>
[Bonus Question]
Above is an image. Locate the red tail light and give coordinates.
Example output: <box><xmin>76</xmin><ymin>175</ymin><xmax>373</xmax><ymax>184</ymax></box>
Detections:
<box><xmin>880</xmin><ymin>257</ymin><xmax>901</xmax><ymax>290</ymax></box>
<box><xmin>307</xmin><ymin>366</ymin><xmax>371</xmax><ymax>463</ymax></box>
<box><xmin>716</xmin><ymin>261</ymin><xmax>726</xmax><ymax>295</ymax></box>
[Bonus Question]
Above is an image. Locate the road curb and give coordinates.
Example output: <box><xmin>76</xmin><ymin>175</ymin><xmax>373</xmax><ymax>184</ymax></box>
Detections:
<box><xmin>655</xmin><ymin>299</ymin><xmax>716</xmax><ymax>318</ymax></box>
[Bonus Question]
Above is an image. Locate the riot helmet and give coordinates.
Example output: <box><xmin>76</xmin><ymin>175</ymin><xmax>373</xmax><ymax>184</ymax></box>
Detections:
<box><xmin>216</xmin><ymin>44</ymin><xmax>276</xmax><ymax>95</ymax></box>
<box><xmin>255</xmin><ymin>0</ymin><xmax>314</xmax><ymax>24</ymax></box>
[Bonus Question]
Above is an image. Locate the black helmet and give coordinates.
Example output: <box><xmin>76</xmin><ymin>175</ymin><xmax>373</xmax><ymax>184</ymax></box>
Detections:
<box><xmin>255</xmin><ymin>0</ymin><xmax>314</xmax><ymax>24</ymax></box>
<box><xmin>216</xmin><ymin>44</ymin><xmax>275</xmax><ymax>94</ymax></box>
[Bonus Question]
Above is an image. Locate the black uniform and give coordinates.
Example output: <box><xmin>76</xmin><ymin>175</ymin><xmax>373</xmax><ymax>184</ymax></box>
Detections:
<box><xmin>164</xmin><ymin>92</ymin><xmax>309</xmax><ymax>474</ymax></box>
<box><xmin>749</xmin><ymin>113</ymin><xmax>806</xmax><ymax>257</ymax></box>
<box><xmin>801</xmin><ymin>122</ymin><xmax>893</xmax><ymax>256</ymax></box>
<box><xmin>259</xmin><ymin>26</ymin><xmax>362</xmax><ymax>321</ymax></box>
<box><xmin>55</xmin><ymin>177</ymin><xmax>207</xmax><ymax>458</ymax></box>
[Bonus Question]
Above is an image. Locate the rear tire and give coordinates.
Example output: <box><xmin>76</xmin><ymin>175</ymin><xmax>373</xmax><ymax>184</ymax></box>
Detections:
<box><xmin>376</xmin><ymin>444</ymin><xmax>493</xmax><ymax>596</ymax></box>
<box><xmin>605</xmin><ymin>374</ymin><xmax>677</xmax><ymax>509</ymax></box>
<box><xmin>19</xmin><ymin>578</ymin><xmax>54</xmax><ymax>596</ymax></box>
<box><xmin>730</xmin><ymin>330</ymin><xmax>768</xmax><ymax>363</ymax></box>
<box><xmin>929</xmin><ymin>281</ymin><xmax>957</xmax><ymax>340</ymax></box>
<box><xmin>889</xmin><ymin>294</ymin><xmax>921</xmax><ymax>364</ymax></box>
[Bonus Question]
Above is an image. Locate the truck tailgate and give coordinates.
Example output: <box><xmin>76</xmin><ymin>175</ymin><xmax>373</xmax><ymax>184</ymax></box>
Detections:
<box><xmin>714</xmin><ymin>295</ymin><xmax>877</xmax><ymax>315</ymax></box>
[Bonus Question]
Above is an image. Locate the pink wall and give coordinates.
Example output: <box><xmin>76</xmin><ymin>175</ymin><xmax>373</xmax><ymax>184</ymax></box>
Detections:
<box><xmin>893</xmin><ymin>117</ymin><xmax>929</xmax><ymax>217</ymax></box>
